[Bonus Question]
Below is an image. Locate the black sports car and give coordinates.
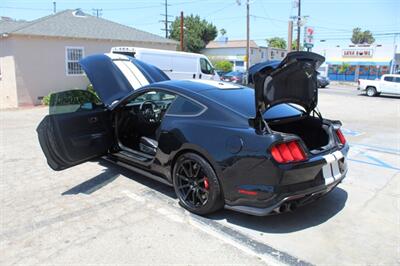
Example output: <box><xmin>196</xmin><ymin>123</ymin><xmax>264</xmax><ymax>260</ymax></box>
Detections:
<box><xmin>37</xmin><ymin>52</ymin><xmax>348</xmax><ymax>216</ymax></box>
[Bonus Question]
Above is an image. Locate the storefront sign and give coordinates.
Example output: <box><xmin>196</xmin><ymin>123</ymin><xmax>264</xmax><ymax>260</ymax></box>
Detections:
<box><xmin>342</xmin><ymin>49</ymin><xmax>373</xmax><ymax>58</ymax></box>
<box><xmin>304</xmin><ymin>26</ymin><xmax>314</xmax><ymax>45</ymax></box>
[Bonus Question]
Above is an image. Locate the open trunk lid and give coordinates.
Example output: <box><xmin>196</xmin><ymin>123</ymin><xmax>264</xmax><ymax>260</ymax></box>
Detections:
<box><xmin>79</xmin><ymin>53</ymin><xmax>169</xmax><ymax>108</ymax></box>
<box><xmin>252</xmin><ymin>52</ymin><xmax>325</xmax><ymax>116</ymax></box>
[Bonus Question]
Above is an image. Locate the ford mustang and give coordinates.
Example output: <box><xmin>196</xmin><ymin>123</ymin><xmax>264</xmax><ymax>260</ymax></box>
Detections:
<box><xmin>37</xmin><ymin>51</ymin><xmax>349</xmax><ymax>216</ymax></box>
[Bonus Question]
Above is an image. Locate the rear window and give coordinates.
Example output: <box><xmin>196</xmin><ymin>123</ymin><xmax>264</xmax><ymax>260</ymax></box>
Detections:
<box><xmin>201</xmin><ymin>88</ymin><xmax>302</xmax><ymax>120</ymax></box>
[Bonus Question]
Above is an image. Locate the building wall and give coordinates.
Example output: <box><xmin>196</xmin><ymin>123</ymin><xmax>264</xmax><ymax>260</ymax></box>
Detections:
<box><xmin>202</xmin><ymin>46</ymin><xmax>287</xmax><ymax>71</ymax></box>
<box><xmin>0</xmin><ymin>35</ymin><xmax>177</xmax><ymax>107</ymax></box>
<box><xmin>0</xmin><ymin>38</ymin><xmax>18</xmax><ymax>108</ymax></box>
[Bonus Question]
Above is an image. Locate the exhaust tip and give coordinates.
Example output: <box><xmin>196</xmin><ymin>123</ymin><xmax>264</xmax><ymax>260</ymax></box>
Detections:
<box><xmin>279</xmin><ymin>203</ymin><xmax>289</xmax><ymax>213</ymax></box>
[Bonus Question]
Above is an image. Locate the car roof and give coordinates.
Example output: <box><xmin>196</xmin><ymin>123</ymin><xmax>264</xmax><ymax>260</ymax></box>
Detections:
<box><xmin>146</xmin><ymin>79</ymin><xmax>245</xmax><ymax>94</ymax></box>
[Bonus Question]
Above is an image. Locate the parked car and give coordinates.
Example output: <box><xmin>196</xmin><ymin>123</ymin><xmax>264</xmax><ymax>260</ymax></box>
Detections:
<box><xmin>221</xmin><ymin>71</ymin><xmax>244</xmax><ymax>84</ymax></box>
<box><xmin>111</xmin><ymin>46</ymin><xmax>219</xmax><ymax>81</ymax></box>
<box><xmin>317</xmin><ymin>74</ymin><xmax>330</xmax><ymax>88</ymax></box>
<box><xmin>215</xmin><ymin>69</ymin><xmax>229</xmax><ymax>77</ymax></box>
<box><xmin>358</xmin><ymin>74</ymin><xmax>400</xmax><ymax>96</ymax></box>
<box><xmin>37</xmin><ymin>52</ymin><xmax>348</xmax><ymax>216</ymax></box>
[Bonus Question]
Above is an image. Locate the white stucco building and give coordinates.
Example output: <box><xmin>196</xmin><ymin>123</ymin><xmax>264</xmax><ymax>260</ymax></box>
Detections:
<box><xmin>0</xmin><ymin>9</ymin><xmax>178</xmax><ymax>108</ymax></box>
<box><xmin>202</xmin><ymin>39</ymin><xmax>287</xmax><ymax>71</ymax></box>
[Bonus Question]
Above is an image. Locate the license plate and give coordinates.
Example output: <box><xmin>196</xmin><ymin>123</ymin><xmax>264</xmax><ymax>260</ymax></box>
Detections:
<box><xmin>224</xmin><ymin>78</ymin><xmax>230</xmax><ymax>81</ymax></box>
<box><xmin>322</xmin><ymin>151</ymin><xmax>347</xmax><ymax>185</ymax></box>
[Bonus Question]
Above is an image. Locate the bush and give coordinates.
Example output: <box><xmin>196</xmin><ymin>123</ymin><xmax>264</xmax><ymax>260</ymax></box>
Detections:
<box><xmin>214</xmin><ymin>60</ymin><xmax>233</xmax><ymax>72</ymax></box>
<box><xmin>42</xmin><ymin>93</ymin><xmax>52</xmax><ymax>105</ymax></box>
<box><xmin>42</xmin><ymin>85</ymin><xmax>98</xmax><ymax>106</ymax></box>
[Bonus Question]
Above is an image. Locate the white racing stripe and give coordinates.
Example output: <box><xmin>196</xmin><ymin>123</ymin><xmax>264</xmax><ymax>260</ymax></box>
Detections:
<box><xmin>105</xmin><ymin>53</ymin><xmax>150</xmax><ymax>89</ymax></box>
<box><xmin>322</xmin><ymin>151</ymin><xmax>345</xmax><ymax>185</ymax></box>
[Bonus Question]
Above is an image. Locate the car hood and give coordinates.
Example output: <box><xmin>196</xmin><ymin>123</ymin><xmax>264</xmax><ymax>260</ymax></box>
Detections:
<box><xmin>251</xmin><ymin>51</ymin><xmax>325</xmax><ymax>114</ymax></box>
<box><xmin>79</xmin><ymin>53</ymin><xmax>169</xmax><ymax>108</ymax></box>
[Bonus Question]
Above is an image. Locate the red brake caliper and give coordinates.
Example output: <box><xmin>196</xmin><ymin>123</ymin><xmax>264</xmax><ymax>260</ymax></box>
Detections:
<box><xmin>204</xmin><ymin>177</ymin><xmax>209</xmax><ymax>190</ymax></box>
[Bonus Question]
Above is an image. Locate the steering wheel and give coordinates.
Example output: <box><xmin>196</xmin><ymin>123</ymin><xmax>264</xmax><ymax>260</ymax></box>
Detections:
<box><xmin>139</xmin><ymin>100</ymin><xmax>162</xmax><ymax>124</ymax></box>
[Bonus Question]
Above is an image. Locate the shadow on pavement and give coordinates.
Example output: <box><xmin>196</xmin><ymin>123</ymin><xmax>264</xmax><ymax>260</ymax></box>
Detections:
<box><xmin>208</xmin><ymin>187</ymin><xmax>348</xmax><ymax>233</ymax></box>
<box><xmin>62</xmin><ymin>167</ymin><xmax>120</xmax><ymax>195</ymax></box>
<box><xmin>62</xmin><ymin>159</ymin><xmax>347</xmax><ymax>233</ymax></box>
<box><xmin>358</xmin><ymin>94</ymin><xmax>400</xmax><ymax>99</ymax></box>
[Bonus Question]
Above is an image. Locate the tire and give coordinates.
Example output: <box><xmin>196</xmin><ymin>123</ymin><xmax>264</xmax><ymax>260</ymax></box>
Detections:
<box><xmin>366</xmin><ymin>87</ymin><xmax>377</xmax><ymax>97</ymax></box>
<box><xmin>173</xmin><ymin>153</ymin><xmax>224</xmax><ymax>215</ymax></box>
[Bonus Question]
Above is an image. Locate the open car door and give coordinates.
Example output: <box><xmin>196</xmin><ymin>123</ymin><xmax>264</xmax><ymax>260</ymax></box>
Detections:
<box><xmin>37</xmin><ymin>90</ymin><xmax>112</xmax><ymax>171</ymax></box>
<box><xmin>37</xmin><ymin>53</ymin><xmax>170</xmax><ymax>170</ymax></box>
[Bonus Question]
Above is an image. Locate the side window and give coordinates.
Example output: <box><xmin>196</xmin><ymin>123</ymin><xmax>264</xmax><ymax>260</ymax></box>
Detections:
<box><xmin>200</xmin><ymin>58</ymin><xmax>213</xmax><ymax>74</ymax></box>
<box><xmin>384</xmin><ymin>76</ymin><xmax>394</xmax><ymax>82</ymax></box>
<box><xmin>130</xmin><ymin>90</ymin><xmax>176</xmax><ymax>104</ymax></box>
<box><xmin>49</xmin><ymin>90</ymin><xmax>101</xmax><ymax>115</ymax></box>
<box><xmin>394</xmin><ymin>77</ymin><xmax>400</xmax><ymax>83</ymax></box>
<box><xmin>167</xmin><ymin>96</ymin><xmax>205</xmax><ymax>116</ymax></box>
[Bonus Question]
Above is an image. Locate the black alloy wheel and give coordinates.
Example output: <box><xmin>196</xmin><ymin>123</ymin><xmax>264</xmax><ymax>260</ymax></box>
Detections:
<box><xmin>173</xmin><ymin>153</ymin><xmax>223</xmax><ymax>215</ymax></box>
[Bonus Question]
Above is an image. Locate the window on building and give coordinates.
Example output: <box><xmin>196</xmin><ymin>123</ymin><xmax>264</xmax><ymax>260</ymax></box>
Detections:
<box><xmin>235</xmin><ymin>61</ymin><xmax>244</xmax><ymax>67</ymax></box>
<box><xmin>261</xmin><ymin>52</ymin><xmax>264</xmax><ymax>58</ymax></box>
<box><xmin>66</xmin><ymin>47</ymin><xmax>84</xmax><ymax>75</ymax></box>
<box><xmin>281</xmin><ymin>52</ymin><xmax>285</xmax><ymax>57</ymax></box>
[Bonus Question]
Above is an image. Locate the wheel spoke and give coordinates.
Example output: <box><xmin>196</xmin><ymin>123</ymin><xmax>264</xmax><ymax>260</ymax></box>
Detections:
<box><xmin>178</xmin><ymin>184</ymin><xmax>190</xmax><ymax>190</ymax></box>
<box><xmin>196</xmin><ymin>190</ymin><xmax>205</xmax><ymax>204</ymax></box>
<box><xmin>177</xmin><ymin>174</ymin><xmax>190</xmax><ymax>182</ymax></box>
<box><xmin>198</xmin><ymin>187</ymin><xmax>208</xmax><ymax>194</ymax></box>
<box><xmin>191</xmin><ymin>188</ymin><xmax>196</xmax><ymax>204</ymax></box>
<box><xmin>193</xmin><ymin>163</ymin><xmax>201</xmax><ymax>178</ymax></box>
<box><xmin>183</xmin><ymin>188</ymin><xmax>191</xmax><ymax>200</ymax></box>
<box><xmin>188</xmin><ymin>161</ymin><xmax>194</xmax><ymax>177</ymax></box>
<box><xmin>181</xmin><ymin>163</ymin><xmax>191</xmax><ymax>177</ymax></box>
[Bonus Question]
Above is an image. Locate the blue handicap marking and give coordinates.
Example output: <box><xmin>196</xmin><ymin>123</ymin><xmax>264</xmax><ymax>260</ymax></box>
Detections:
<box><xmin>348</xmin><ymin>149</ymin><xmax>400</xmax><ymax>171</ymax></box>
<box><xmin>341</xmin><ymin>127</ymin><xmax>364</xmax><ymax>137</ymax></box>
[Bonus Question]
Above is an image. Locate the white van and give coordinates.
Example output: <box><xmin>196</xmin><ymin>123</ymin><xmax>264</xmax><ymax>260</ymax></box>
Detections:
<box><xmin>111</xmin><ymin>47</ymin><xmax>219</xmax><ymax>81</ymax></box>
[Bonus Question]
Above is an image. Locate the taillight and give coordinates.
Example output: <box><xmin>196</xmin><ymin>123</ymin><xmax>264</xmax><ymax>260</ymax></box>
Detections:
<box><xmin>336</xmin><ymin>128</ymin><xmax>346</xmax><ymax>144</ymax></box>
<box><xmin>270</xmin><ymin>140</ymin><xmax>307</xmax><ymax>163</ymax></box>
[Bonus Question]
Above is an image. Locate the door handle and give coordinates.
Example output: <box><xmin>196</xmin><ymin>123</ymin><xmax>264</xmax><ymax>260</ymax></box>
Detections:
<box><xmin>88</xmin><ymin>116</ymin><xmax>98</xmax><ymax>123</ymax></box>
<box><xmin>193</xmin><ymin>74</ymin><xmax>196</xmax><ymax>79</ymax></box>
<box><xmin>199</xmin><ymin>74</ymin><xmax>202</xmax><ymax>79</ymax></box>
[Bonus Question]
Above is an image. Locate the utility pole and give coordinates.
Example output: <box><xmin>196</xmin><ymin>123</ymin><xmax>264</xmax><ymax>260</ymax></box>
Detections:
<box><xmin>296</xmin><ymin>0</ymin><xmax>301</xmax><ymax>51</ymax></box>
<box><xmin>53</xmin><ymin>1</ymin><xmax>56</xmax><ymax>14</ymax></box>
<box><xmin>160</xmin><ymin>0</ymin><xmax>172</xmax><ymax>38</ymax></box>
<box><xmin>246</xmin><ymin>0</ymin><xmax>250</xmax><ymax>71</ymax></box>
<box><xmin>288</xmin><ymin>20</ymin><xmax>293</xmax><ymax>52</ymax></box>
<box><xmin>180</xmin><ymin>11</ymin><xmax>184</xmax><ymax>51</ymax></box>
<box><xmin>92</xmin><ymin>8</ymin><xmax>102</xmax><ymax>18</ymax></box>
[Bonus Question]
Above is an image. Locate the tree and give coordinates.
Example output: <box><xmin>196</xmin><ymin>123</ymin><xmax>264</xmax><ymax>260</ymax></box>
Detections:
<box><xmin>214</xmin><ymin>60</ymin><xmax>233</xmax><ymax>72</ymax></box>
<box><xmin>351</xmin><ymin>27</ymin><xmax>375</xmax><ymax>44</ymax></box>
<box><xmin>170</xmin><ymin>14</ymin><xmax>217</xmax><ymax>53</ymax></box>
<box><xmin>266</xmin><ymin>37</ymin><xmax>287</xmax><ymax>49</ymax></box>
<box><xmin>338</xmin><ymin>63</ymin><xmax>351</xmax><ymax>80</ymax></box>
<box><xmin>291</xmin><ymin>40</ymin><xmax>303</xmax><ymax>51</ymax></box>
<box><xmin>220</xmin><ymin>28</ymin><xmax>227</xmax><ymax>36</ymax></box>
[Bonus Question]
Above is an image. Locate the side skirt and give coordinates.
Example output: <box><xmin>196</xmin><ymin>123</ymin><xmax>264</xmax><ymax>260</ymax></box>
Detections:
<box><xmin>103</xmin><ymin>156</ymin><xmax>173</xmax><ymax>187</ymax></box>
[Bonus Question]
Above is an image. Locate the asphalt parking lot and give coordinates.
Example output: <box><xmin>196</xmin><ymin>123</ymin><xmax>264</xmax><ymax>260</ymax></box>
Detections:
<box><xmin>1</xmin><ymin>84</ymin><xmax>399</xmax><ymax>265</ymax></box>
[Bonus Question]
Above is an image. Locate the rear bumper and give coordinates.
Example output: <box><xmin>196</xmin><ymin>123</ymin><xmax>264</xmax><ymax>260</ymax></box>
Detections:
<box><xmin>225</xmin><ymin>172</ymin><xmax>346</xmax><ymax>216</ymax></box>
<box><xmin>224</xmin><ymin>147</ymin><xmax>349</xmax><ymax>216</ymax></box>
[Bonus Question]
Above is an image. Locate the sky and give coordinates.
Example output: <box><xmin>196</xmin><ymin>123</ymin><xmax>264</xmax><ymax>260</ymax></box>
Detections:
<box><xmin>1</xmin><ymin>0</ymin><xmax>399</xmax><ymax>49</ymax></box>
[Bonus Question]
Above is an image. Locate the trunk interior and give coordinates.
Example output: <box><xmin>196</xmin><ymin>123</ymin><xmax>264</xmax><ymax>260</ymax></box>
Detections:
<box><xmin>269</xmin><ymin>116</ymin><xmax>330</xmax><ymax>151</ymax></box>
